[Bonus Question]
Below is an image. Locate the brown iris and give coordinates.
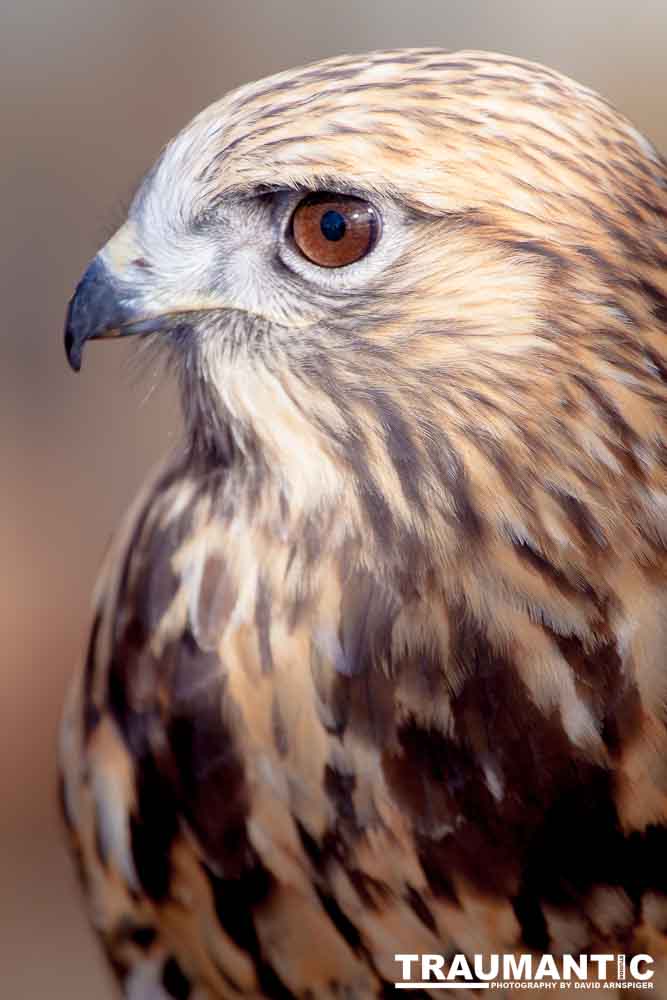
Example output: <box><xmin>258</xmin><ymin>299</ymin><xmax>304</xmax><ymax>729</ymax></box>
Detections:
<box><xmin>291</xmin><ymin>193</ymin><xmax>379</xmax><ymax>267</ymax></box>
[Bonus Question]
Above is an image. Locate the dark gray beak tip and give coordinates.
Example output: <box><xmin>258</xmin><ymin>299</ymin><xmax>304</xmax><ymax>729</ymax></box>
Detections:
<box><xmin>64</xmin><ymin>323</ymin><xmax>82</xmax><ymax>372</ymax></box>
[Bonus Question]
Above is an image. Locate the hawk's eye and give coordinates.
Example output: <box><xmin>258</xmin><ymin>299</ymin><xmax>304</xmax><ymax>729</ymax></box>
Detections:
<box><xmin>291</xmin><ymin>193</ymin><xmax>379</xmax><ymax>267</ymax></box>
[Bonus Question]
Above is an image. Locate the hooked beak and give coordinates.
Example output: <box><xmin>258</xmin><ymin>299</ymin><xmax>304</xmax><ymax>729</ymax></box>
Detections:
<box><xmin>64</xmin><ymin>255</ymin><xmax>141</xmax><ymax>372</ymax></box>
<box><xmin>64</xmin><ymin>222</ymin><xmax>168</xmax><ymax>372</ymax></box>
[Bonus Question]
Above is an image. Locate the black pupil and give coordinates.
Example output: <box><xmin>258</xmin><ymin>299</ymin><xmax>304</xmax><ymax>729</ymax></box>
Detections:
<box><xmin>320</xmin><ymin>209</ymin><xmax>346</xmax><ymax>242</ymax></box>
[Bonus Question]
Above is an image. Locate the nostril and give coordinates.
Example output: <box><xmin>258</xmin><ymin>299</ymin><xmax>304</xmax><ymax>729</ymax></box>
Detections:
<box><xmin>133</xmin><ymin>257</ymin><xmax>150</xmax><ymax>269</ymax></box>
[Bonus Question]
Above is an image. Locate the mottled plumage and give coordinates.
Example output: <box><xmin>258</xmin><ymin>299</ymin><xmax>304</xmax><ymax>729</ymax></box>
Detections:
<box><xmin>60</xmin><ymin>49</ymin><xmax>667</xmax><ymax>997</ymax></box>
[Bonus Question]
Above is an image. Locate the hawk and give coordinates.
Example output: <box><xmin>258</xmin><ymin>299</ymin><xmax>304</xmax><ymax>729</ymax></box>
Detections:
<box><xmin>60</xmin><ymin>49</ymin><xmax>667</xmax><ymax>998</ymax></box>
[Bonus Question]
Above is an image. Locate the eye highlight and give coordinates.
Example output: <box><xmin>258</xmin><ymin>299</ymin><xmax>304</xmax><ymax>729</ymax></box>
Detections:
<box><xmin>291</xmin><ymin>193</ymin><xmax>380</xmax><ymax>268</ymax></box>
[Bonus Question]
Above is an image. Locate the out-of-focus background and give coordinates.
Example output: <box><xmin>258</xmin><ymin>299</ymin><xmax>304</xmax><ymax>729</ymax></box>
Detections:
<box><xmin>2</xmin><ymin>1</ymin><xmax>666</xmax><ymax>995</ymax></box>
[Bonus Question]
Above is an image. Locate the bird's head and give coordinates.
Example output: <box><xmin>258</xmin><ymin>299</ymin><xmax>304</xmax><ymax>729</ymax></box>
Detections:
<box><xmin>65</xmin><ymin>49</ymin><xmax>667</xmax><ymax>559</ymax></box>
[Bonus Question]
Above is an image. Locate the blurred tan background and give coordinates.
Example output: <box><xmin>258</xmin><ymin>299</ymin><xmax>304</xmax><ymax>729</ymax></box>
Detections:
<box><xmin>2</xmin><ymin>1</ymin><xmax>666</xmax><ymax>995</ymax></box>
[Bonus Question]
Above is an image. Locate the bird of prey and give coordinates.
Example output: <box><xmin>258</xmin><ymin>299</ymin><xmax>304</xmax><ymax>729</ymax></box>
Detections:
<box><xmin>60</xmin><ymin>49</ymin><xmax>667</xmax><ymax>998</ymax></box>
